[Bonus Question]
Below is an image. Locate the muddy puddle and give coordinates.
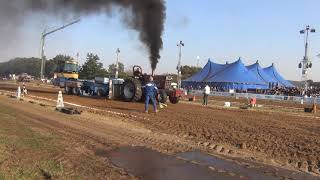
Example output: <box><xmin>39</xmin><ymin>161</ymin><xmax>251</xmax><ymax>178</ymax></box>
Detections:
<box><xmin>176</xmin><ymin>151</ymin><xmax>316</xmax><ymax>180</ymax></box>
<box><xmin>101</xmin><ymin>146</ymin><xmax>318</xmax><ymax>180</ymax></box>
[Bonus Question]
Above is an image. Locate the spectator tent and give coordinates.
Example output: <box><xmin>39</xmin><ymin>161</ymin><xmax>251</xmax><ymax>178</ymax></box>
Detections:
<box><xmin>263</xmin><ymin>64</ymin><xmax>294</xmax><ymax>87</ymax></box>
<box><xmin>204</xmin><ymin>59</ymin><xmax>268</xmax><ymax>90</ymax></box>
<box><xmin>246</xmin><ymin>61</ymin><xmax>278</xmax><ymax>88</ymax></box>
<box><xmin>183</xmin><ymin>58</ymin><xmax>294</xmax><ymax>90</ymax></box>
<box><xmin>184</xmin><ymin>59</ymin><xmax>228</xmax><ymax>82</ymax></box>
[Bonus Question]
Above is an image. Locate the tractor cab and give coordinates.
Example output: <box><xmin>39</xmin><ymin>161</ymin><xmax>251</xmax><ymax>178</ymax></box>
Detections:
<box><xmin>53</xmin><ymin>59</ymin><xmax>79</xmax><ymax>80</ymax></box>
<box><xmin>133</xmin><ymin>65</ymin><xmax>143</xmax><ymax>78</ymax></box>
<box><xmin>132</xmin><ymin>65</ymin><xmax>150</xmax><ymax>85</ymax></box>
<box><xmin>52</xmin><ymin>59</ymin><xmax>80</xmax><ymax>88</ymax></box>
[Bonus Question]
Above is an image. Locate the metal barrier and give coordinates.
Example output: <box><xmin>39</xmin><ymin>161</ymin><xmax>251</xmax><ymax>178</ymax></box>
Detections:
<box><xmin>189</xmin><ymin>90</ymin><xmax>320</xmax><ymax>104</ymax></box>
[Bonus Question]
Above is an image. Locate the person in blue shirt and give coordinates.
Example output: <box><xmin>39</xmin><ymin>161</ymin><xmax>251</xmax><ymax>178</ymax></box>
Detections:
<box><xmin>144</xmin><ymin>76</ymin><xmax>158</xmax><ymax>113</ymax></box>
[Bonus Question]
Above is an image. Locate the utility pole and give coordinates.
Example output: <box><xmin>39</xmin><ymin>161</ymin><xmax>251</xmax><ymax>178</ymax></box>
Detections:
<box><xmin>115</xmin><ymin>48</ymin><xmax>120</xmax><ymax>79</ymax></box>
<box><xmin>40</xmin><ymin>30</ymin><xmax>46</xmax><ymax>79</ymax></box>
<box><xmin>176</xmin><ymin>40</ymin><xmax>184</xmax><ymax>88</ymax></box>
<box><xmin>40</xmin><ymin>19</ymin><xmax>80</xmax><ymax>79</ymax></box>
<box><xmin>76</xmin><ymin>52</ymin><xmax>79</xmax><ymax>62</ymax></box>
<box><xmin>298</xmin><ymin>25</ymin><xmax>316</xmax><ymax>94</ymax></box>
<box><xmin>196</xmin><ymin>56</ymin><xmax>200</xmax><ymax>68</ymax></box>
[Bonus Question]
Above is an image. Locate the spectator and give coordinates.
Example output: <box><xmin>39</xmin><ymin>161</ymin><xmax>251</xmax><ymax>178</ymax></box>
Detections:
<box><xmin>203</xmin><ymin>84</ymin><xmax>210</xmax><ymax>106</ymax></box>
<box><xmin>22</xmin><ymin>83</ymin><xmax>27</xmax><ymax>97</ymax></box>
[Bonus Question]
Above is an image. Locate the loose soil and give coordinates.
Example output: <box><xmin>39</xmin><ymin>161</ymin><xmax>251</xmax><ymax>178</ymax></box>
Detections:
<box><xmin>0</xmin><ymin>81</ymin><xmax>320</xmax><ymax>179</ymax></box>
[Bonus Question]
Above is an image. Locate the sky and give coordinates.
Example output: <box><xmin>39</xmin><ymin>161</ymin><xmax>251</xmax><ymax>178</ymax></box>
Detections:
<box><xmin>0</xmin><ymin>0</ymin><xmax>320</xmax><ymax>81</ymax></box>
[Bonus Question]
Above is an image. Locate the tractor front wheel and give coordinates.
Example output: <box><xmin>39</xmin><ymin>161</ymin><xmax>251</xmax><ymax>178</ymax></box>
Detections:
<box><xmin>169</xmin><ymin>96</ymin><xmax>180</xmax><ymax>104</ymax></box>
<box><xmin>97</xmin><ymin>89</ymin><xmax>105</xmax><ymax>97</ymax></box>
<box><xmin>158</xmin><ymin>90</ymin><xmax>168</xmax><ymax>103</ymax></box>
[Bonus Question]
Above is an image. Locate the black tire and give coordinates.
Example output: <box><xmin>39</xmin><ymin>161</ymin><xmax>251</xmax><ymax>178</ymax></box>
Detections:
<box><xmin>122</xmin><ymin>78</ymin><xmax>142</xmax><ymax>102</ymax></box>
<box><xmin>72</xmin><ymin>87</ymin><xmax>80</xmax><ymax>95</ymax></box>
<box><xmin>169</xmin><ymin>96</ymin><xmax>180</xmax><ymax>104</ymax></box>
<box><xmin>97</xmin><ymin>89</ymin><xmax>105</xmax><ymax>97</ymax></box>
<box><xmin>81</xmin><ymin>83</ymin><xmax>90</xmax><ymax>94</ymax></box>
<box><xmin>158</xmin><ymin>90</ymin><xmax>167</xmax><ymax>103</ymax></box>
<box><xmin>65</xmin><ymin>87</ymin><xmax>72</xmax><ymax>95</ymax></box>
<box><xmin>85</xmin><ymin>87</ymin><xmax>91</xmax><ymax>95</ymax></box>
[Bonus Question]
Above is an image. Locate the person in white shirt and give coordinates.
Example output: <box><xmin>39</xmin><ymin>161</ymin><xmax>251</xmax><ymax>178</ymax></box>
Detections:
<box><xmin>203</xmin><ymin>84</ymin><xmax>210</xmax><ymax>106</ymax></box>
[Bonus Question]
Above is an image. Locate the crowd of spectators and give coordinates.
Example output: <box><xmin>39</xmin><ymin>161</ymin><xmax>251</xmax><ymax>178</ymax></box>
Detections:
<box><xmin>267</xmin><ymin>87</ymin><xmax>320</xmax><ymax>97</ymax></box>
<box><xmin>184</xmin><ymin>84</ymin><xmax>320</xmax><ymax>97</ymax></box>
<box><xmin>267</xmin><ymin>87</ymin><xmax>302</xmax><ymax>96</ymax></box>
<box><xmin>184</xmin><ymin>84</ymin><xmax>226</xmax><ymax>92</ymax></box>
<box><xmin>306</xmin><ymin>87</ymin><xmax>320</xmax><ymax>97</ymax></box>
<box><xmin>268</xmin><ymin>87</ymin><xmax>320</xmax><ymax>97</ymax></box>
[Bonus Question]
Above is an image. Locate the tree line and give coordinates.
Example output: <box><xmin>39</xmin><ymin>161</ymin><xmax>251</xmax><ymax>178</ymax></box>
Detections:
<box><xmin>0</xmin><ymin>53</ymin><xmax>201</xmax><ymax>80</ymax></box>
<box><xmin>0</xmin><ymin>53</ymin><xmax>127</xmax><ymax>79</ymax></box>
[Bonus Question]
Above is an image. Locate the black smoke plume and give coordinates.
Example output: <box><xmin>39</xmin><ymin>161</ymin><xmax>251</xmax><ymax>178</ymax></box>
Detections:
<box><xmin>0</xmin><ymin>0</ymin><xmax>166</xmax><ymax>72</ymax></box>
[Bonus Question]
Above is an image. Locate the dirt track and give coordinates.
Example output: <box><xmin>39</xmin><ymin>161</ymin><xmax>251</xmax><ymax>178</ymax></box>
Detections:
<box><xmin>0</xmin><ymin>95</ymin><xmax>197</xmax><ymax>179</ymax></box>
<box><xmin>1</xmin><ymin>81</ymin><xmax>320</xmax><ymax>177</ymax></box>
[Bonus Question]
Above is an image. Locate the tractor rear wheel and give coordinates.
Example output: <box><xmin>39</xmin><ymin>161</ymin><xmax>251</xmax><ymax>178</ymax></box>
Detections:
<box><xmin>65</xmin><ymin>87</ymin><xmax>72</xmax><ymax>95</ymax></box>
<box><xmin>169</xmin><ymin>96</ymin><xmax>180</xmax><ymax>104</ymax></box>
<box><xmin>158</xmin><ymin>90</ymin><xmax>167</xmax><ymax>103</ymax></box>
<box><xmin>122</xmin><ymin>78</ymin><xmax>142</xmax><ymax>102</ymax></box>
<box><xmin>72</xmin><ymin>87</ymin><xmax>80</xmax><ymax>95</ymax></box>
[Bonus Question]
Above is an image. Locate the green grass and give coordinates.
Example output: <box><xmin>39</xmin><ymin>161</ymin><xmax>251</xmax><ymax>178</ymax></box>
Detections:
<box><xmin>0</xmin><ymin>135</ymin><xmax>9</xmax><ymax>145</ymax></box>
<box><xmin>15</xmin><ymin>128</ymin><xmax>54</xmax><ymax>150</ymax></box>
<box><xmin>38</xmin><ymin>160</ymin><xmax>65</xmax><ymax>177</ymax></box>
<box><xmin>0</xmin><ymin>106</ymin><xmax>72</xmax><ymax>179</ymax></box>
<box><xmin>0</xmin><ymin>172</ymin><xmax>5</xmax><ymax>180</ymax></box>
<box><xmin>8</xmin><ymin>160</ymin><xmax>66</xmax><ymax>180</ymax></box>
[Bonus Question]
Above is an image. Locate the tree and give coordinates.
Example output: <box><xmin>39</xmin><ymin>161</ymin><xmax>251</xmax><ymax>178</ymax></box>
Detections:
<box><xmin>0</xmin><ymin>57</ymin><xmax>41</xmax><ymax>77</ymax></box>
<box><xmin>108</xmin><ymin>62</ymin><xmax>125</xmax><ymax>75</ymax></box>
<box><xmin>0</xmin><ymin>55</ymin><xmax>74</xmax><ymax>78</ymax></box>
<box><xmin>107</xmin><ymin>62</ymin><xmax>131</xmax><ymax>78</ymax></box>
<box><xmin>79</xmin><ymin>53</ymin><xmax>108</xmax><ymax>79</ymax></box>
<box><xmin>181</xmin><ymin>65</ymin><xmax>202</xmax><ymax>80</ymax></box>
<box><xmin>124</xmin><ymin>67</ymin><xmax>133</xmax><ymax>76</ymax></box>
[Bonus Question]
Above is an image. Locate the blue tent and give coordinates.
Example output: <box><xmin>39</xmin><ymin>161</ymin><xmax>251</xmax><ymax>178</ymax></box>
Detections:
<box><xmin>205</xmin><ymin>58</ymin><xmax>268</xmax><ymax>89</ymax></box>
<box><xmin>183</xmin><ymin>58</ymin><xmax>294</xmax><ymax>90</ymax></box>
<box><xmin>184</xmin><ymin>58</ymin><xmax>228</xmax><ymax>82</ymax></box>
<box><xmin>204</xmin><ymin>60</ymin><xmax>229</xmax><ymax>81</ymax></box>
<box><xmin>183</xmin><ymin>59</ymin><xmax>212</xmax><ymax>82</ymax></box>
<box><xmin>247</xmin><ymin>61</ymin><xmax>278</xmax><ymax>88</ymax></box>
<box><xmin>263</xmin><ymin>64</ymin><xmax>294</xmax><ymax>87</ymax></box>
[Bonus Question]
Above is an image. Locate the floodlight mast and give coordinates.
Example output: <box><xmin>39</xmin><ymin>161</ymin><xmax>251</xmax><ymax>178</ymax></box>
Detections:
<box><xmin>177</xmin><ymin>40</ymin><xmax>184</xmax><ymax>88</ymax></box>
<box><xmin>196</xmin><ymin>56</ymin><xmax>200</xmax><ymax>68</ymax></box>
<box><xmin>115</xmin><ymin>48</ymin><xmax>120</xmax><ymax>79</ymax></box>
<box><xmin>298</xmin><ymin>25</ymin><xmax>316</xmax><ymax>94</ymax></box>
<box><xmin>40</xmin><ymin>19</ymin><xmax>81</xmax><ymax>79</ymax></box>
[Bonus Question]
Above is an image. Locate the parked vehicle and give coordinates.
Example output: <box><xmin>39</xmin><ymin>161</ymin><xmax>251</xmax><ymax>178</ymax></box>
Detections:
<box><xmin>80</xmin><ymin>77</ymin><xmax>109</xmax><ymax>97</ymax></box>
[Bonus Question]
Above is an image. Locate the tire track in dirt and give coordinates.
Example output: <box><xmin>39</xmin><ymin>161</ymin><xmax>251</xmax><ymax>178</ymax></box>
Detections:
<box><xmin>1</xmin><ymin>83</ymin><xmax>320</xmax><ymax>175</ymax></box>
<box><xmin>0</xmin><ymin>92</ymin><xmax>195</xmax><ymax>154</ymax></box>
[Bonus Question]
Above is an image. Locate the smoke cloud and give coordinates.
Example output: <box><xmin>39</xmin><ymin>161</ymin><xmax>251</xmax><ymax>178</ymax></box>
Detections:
<box><xmin>0</xmin><ymin>0</ymin><xmax>166</xmax><ymax>72</ymax></box>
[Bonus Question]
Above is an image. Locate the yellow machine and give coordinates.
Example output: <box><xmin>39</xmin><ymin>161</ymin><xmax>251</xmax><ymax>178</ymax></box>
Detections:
<box><xmin>53</xmin><ymin>60</ymin><xmax>79</xmax><ymax>80</ymax></box>
<box><xmin>53</xmin><ymin>59</ymin><xmax>82</xmax><ymax>94</ymax></box>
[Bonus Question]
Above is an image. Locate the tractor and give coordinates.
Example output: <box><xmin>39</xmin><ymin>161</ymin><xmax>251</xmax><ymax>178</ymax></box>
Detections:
<box><xmin>121</xmin><ymin>65</ymin><xmax>184</xmax><ymax>104</ymax></box>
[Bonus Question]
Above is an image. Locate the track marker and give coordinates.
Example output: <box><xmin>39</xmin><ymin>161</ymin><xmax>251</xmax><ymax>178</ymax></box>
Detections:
<box><xmin>16</xmin><ymin>86</ymin><xmax>21</xmax><ymax>99</ymax></box>
<box><xmin>56</xmin><ymin>91</ymin><xmax>64</xmax><ymax>108</ymax></box>
<box><xmin>0</xmin><ymin>89</ymin><xmax>149</xmax><ymax>121</ymax></box>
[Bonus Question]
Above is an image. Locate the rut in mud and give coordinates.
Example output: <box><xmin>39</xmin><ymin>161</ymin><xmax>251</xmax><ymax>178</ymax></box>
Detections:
<box><xmin>1</xmin><ymin>82</ymin><xmax>320</xmax><ymax>176</ymax></box>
